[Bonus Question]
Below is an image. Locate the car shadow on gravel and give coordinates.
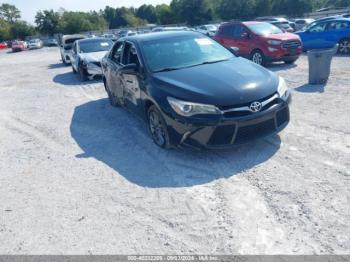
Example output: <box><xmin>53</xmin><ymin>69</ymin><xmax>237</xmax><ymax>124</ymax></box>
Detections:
<box><xmin>295</xmin><ymin>84</ymin><xmax>325</xmax><ymax>93</ymax></box>
<box><xmin>48</xmin><ymin>63</ymin><xmax>67</xmax><ymax>69</ymax></box>
<box><xmin>267</xmin><ymin>62</ymin><xmax>297</xmax><ymax>72</ymax></box>
<box><xmin>70</xmin><ymin>99</ymin><xmax>281</xmax><ymax>188</ymax></box>
<box><xmin>53</xmin><ymin>72</ymin><xmax>101</xmax><ymax>86</ymax></box>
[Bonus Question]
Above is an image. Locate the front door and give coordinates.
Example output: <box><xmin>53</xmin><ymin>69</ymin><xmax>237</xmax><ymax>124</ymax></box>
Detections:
<box><xmin>119</xmin><ymin>42</ymin><xmax>142</xmax><ymax>114</ymax></box>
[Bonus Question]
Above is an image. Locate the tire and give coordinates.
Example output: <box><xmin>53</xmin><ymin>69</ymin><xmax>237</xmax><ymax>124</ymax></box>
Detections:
<box><xmin>61</xmin><ymin>55</ymin><xmax>67</xmax><ymax>65</ymax></box>
<box><xmin>78</xmin><ymin>64</ymin><xmax>88</xmax><ymax>81</ymax></box>
<box><xmin>104</xmin><ymin>80</ymin><xmax>119</xmax><ymax>107</ymax></box>
<box><xmin>338</xmin><ymin>38</ymin><xmax>350</xmax><ymax>54</ymax></box>
<box><xmin>251</xmin><ymin>49</ymin><xmax>266</xmax><ymax>66</ymax></box>
<box><xmin>147</xmin><ymin>105</ymin><xmax>170</xmax><ymax>149</ymax></box>
<box><xmin>285</xmin><ymin>59</ymin><xmax>297</xmax><ymax>64</ymax></box>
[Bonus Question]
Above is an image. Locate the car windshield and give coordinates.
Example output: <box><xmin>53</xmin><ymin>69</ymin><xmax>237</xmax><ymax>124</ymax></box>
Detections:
<box><xmin>142</xmin><ymin>35</ymin><xmax>234</xmax><ymax>73</ymax></box>
<box><xmin>247</xmin><ymin>23</ymin><xmax>283</xmax><ymax>35</ymax></box>
<box><xmin>79</xmin><ymin>39</ymin><xmax>113</xmax><ymax>53</ymax></box>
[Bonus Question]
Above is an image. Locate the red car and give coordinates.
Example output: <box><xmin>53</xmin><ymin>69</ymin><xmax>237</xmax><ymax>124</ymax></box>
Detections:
<box><xmin>11</xmin><ymin>41</ymin><xmax>27</xmax><ymax>52</ymax></box>
<box><xmin>214</xmin><ymin>21</ymin><xmax>302</xmax><ymax>66</ymax></box>
<box><xmin>0</xmin><ymin>42</ymin><xmax>7</xmax><ymax>49</ymax></box>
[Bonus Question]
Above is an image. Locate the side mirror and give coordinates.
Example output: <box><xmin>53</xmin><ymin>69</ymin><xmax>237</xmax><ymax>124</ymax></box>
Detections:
<box><xmin>241</xmin><ymin>32</ymin><xmax>249</xmax><ymax>38</ymax></box>
<box><xmin>229</xmin><ymin>46</ymin><xmax>240</xmax><ymax>56</ymax></box>
<box><xmin>121</xmin><ymin>63</ymin><xmax>138</xmax><ymax>74</ymax></box>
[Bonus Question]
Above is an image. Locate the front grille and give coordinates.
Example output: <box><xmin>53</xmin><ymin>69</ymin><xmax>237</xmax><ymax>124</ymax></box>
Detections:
<box><xmin>221</xmin><ymin>93</ymin><xmax>279</xmax><ymax>118</ymax></box>
<box><xmin>282</xmin><ymin>40</ymin><xmax>301</xmax><ymax>49</ymax></box>
<box><xmin>276</xmin><ymin>107</ymin><xmax>289</xmax><ymax>127</ymax></box>
<box><xmin>208</xmin><ymin>125</ymin><xmax>236</xmax><ymax>145</ymax></box>
<box><xmin>220</xmin><ymin>93</ymin><xmax>276</xmax><ymax>111</ymax></box>
<box><xmin>234</xmin><ymin>119</ymin><xmax>276</xmax><ymax>144</ymax></box>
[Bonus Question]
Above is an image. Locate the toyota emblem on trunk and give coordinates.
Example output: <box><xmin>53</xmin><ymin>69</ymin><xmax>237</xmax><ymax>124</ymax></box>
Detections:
<box><xmin>250</xmin><ymin>101</ymin><xmax>262</xmax><ymax>112</ymax></box>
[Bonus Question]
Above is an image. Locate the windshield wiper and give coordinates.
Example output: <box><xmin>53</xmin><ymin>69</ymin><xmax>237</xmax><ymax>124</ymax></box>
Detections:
<box><xmin>199</xmin><ymin>59</ymin><xmax>229</xmax><ymax>65</ymax></box>
<box><xmin>154</xmin><ymin>67</ymin><xmax>180</xmax><ymax>73</ymax></box>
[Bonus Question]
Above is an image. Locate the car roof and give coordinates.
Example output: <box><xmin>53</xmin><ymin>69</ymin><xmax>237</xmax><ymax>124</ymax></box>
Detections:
<box><xmin>62</xmin><ymin>34</ymin><xmax>86</xmax><ymax>41</ymax></box>
<box><xmin>119</xmin><ymin>31</ymin><xmax>203</xmax><ymax>43</ymax></box>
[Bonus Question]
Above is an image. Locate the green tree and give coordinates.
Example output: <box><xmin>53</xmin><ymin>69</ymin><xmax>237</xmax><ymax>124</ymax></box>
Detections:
<box><xmin>0</xmin><ymin>3</ymin><xmax>21</xmax><ymax>23</ymax></box>
<box><xmin>0</xmin><ymin>18</ymin><xmax>11</xmax><ymax>40</ymax></box>
<box><xmin>136</xmin><ymin>4</ymin><xmax>157</xmax><ymax>23</ymax></box>
<box><xmin>35</xmin><ymin>10</ymin><xmax>60</xmax><ymax>35</ymax></box>
<box><xmin>58</xmin><ymin>11</ymin><xmax>107</xmax><ymax>34</ymax></box>
<box><xmin>10</xmin><ymin>21</ymin><xmax>36</xmax><ymax>39</ymax></box>
<box><xmin>155</xmin><ymin>4</ymin><xmax>173</xmax><ymax>25</ymax></box>
<box><xmin>170</xmin><ymin>0</ymin><xmax>214</xmax><ymax>25</ymax></box>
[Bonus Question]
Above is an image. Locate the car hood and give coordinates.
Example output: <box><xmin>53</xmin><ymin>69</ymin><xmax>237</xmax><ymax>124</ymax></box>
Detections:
<box><xmin>152</xmin><ymin>57</ymin><xmax>279</xmax><ymax>107</ymax></box>
<box><xmin>79</xmin><ymin>51</ymin><xmax>107</xmax><ymax>63</ymax></box>
<box><xmin>266</xmin><ymin>32</ymin><xmax>300</xmax><ymax>41</ymax></box>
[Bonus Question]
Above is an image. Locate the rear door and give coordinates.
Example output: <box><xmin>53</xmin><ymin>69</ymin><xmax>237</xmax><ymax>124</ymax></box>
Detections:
<box><xmin>218</xmin><ymin>24</ymin><xmax>237</xmax><ymax>49</ymax></box>
<box><xmin>70</xmin><ymin>42</ymin><xmax>79</xmax><ymax>71</ymax></box>
<box><xmin>326</xmin><ymin>20</ymin><xmax>350</xmax><ymax>46</ymax></box>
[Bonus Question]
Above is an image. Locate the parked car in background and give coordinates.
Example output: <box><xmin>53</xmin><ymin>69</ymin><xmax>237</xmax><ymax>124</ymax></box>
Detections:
<box><xmin>294</xmin><ymin>18</ymin><xmax>315</xmax><ymax>31</ymax></box>
<box><xmin>214</xmin><ymin>21</ymin><xmax>302</xmax><ymax>66</ymax></box>
<box><xmin>70</xmin><ymin>38</ymin><xmax>113</xmax><ymax>81</ymax></box>
<box><xmin>152</xmin><ymin>27</ymin><xmax>189</xmax><ymax>32</ymax></box>
<box><xmin>268</xmin><ymin>21</ymin><xmax>294</xmax><ymax>32</ymax></box>
<box><xmin>28</xmin><ymin>39</ymin><xmax>43</xmax><ymax>49</ymax></box>
<box><xmin>196</xmin><ymin>24</ymin><xmax>218</xmax><ymax>37</ymax></box>
<box><xmin>0</xmin><ymin>42</ymin><xmax>7</xmax><ymax>49</ymax></box>
<box><xmin>44</xmin><ymin>38</ymin><xmax>59</xmax><ymax>47</ymax></box>
<box><xmin>101</xmin><ymin>31</ymin><xmax>291</xmax><ymax>149</ymax></box>
<box><xmin>11</xmin><ymin>41</ymin><xmax>27</xmax><ymax>52</ymax></box>
<box><xmin>296</xmin><ymin>18</ymin><xmax>350</xmax><ymax>54</ymax></box>
<box><xmin>102</xmin><ymin>33</ymin><xmax>117</xmax><ymax>41</ymax></box>
<box><xmin>60</xmin><ymin>34</ymin><xmax>86</xmax><ymax>64</ymax></box>
<box><xmin>118</xmin><ymin>30</ymin><xmax>137</xmax><ymax>38</ymax></box>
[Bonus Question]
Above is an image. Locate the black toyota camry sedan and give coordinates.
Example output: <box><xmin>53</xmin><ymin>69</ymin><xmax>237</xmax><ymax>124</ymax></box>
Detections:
<box><xmin>101</xmin><ymin>31</ymin><xmax>291</xmax><ymax>149</ymax></box>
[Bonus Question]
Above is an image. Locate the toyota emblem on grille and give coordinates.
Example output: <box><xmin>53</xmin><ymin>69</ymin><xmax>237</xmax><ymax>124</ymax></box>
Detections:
<box><xmin>250</xmin><ymin>101</ymin><xmax>262</xmax><ymax>112</ymax></box>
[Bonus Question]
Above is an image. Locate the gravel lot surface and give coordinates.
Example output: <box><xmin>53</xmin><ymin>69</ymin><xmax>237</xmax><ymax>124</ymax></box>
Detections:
<box><xmin>0</xmin><ymin>47</ymin><xmax>349</xmax><ymax>254</ymax></box>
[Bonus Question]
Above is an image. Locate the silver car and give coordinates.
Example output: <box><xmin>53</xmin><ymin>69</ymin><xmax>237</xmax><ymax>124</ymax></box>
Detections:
<box><xmin>70</xmin><ymin>38</ymin><xmax>114</xmax><ymax>81</ymax></box>
<box><xmin>60</xmin><ymin>34</ymin><xmax>86</xmax><ymax>64</ymax></box>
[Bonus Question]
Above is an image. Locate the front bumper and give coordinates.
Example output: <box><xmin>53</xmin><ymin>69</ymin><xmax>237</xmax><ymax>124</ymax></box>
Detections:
<box><xmin>164</xmin><ymin>96</ymin><xmax>291</xmax><ymax>150</ymax></box>
<box><xmin>86</xmin><ymin>63</ymin><xmax>102</xmax><ymax>76</ymax></box>
<box><xmin>265</xmin><ymin>47</ymin><xmax>302</xmax><ymax>62</ymax></box>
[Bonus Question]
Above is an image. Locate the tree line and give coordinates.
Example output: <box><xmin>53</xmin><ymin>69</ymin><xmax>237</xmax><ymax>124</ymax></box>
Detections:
<box><xmin>1</xmin><ymin>0</ymin><xmax>350</xmax><ymax>41</ymax></box>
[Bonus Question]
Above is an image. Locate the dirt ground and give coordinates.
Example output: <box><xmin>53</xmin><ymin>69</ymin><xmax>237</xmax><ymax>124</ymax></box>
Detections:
<box><xmin>0</xmin><ymin>47</ymin><xmax>349</xmax><ymax>254</ymax></box>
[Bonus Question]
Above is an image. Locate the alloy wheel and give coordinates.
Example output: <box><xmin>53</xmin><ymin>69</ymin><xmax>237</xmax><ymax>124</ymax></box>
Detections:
<box><xmin>339</xmin><ymin>40</ymin><xmax>350</xmax><ymax>54</ymax></box>
<box><xmin>252</xmin><ymin>52</ymin><xmax>263</xmax><ymax>65</ymax></box>
<box><xmin>149</xmin><ymin>110</ymin><xmax>166</xmax><ymax>147</ymax></box>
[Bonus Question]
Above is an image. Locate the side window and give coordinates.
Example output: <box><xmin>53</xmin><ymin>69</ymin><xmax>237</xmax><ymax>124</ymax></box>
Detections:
<box><xmin>234</xmin><ymin>25</ymin><xmax>248</xmax><ymax>38</ymax></box>
<box><xmin>328</xmin><ymin>21</ymin><xmax>350</xmax><ymax>30</ymax></box>
<box><xmin>110</xmin><ymin>42</ymin><xmax>123</xmax><ymax>64</ymax></box>
<box><xmin>309</xmin><ymin>23</ymin><xmax>327</xmax><ymax>33</ymax></box>
<box><xmin>221</xmin><ymin>25</ymin><xmax>235</xmax><ymax>37</ymax></box>
<box><xmin>122</xmin><ymin>42</ymin><xmax>140</xmax><ymax>66</ymax></box>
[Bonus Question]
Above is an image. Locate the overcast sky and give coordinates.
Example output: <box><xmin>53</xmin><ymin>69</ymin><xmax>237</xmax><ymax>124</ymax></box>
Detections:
<box><xmin>2</xmin><ymin>0</ymin><xmax>171</xmax><ymax>24</ymax></box>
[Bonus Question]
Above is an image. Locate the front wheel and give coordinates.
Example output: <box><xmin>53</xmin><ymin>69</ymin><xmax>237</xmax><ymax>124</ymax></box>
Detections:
<box><xmin>79</xmin><ymin>65</ymin><xmax>88</xmax><ymax>81</ymax></box>
<box><xmin>147</xmin><ymin>105</ymin><xmax>170</xmax><ymax>149</ymax></box>
<box><xmin>251</xmin><ymin>50</ymin><xmax>266</xmax><ymax>66</ymax></box>
<box><xmin>338</xmin><ymin>39</ymin><xmax>350</xmax><ymax>54</ymax></box>
<box><xmin>104</xmin><ymin>80</ymin><xmax>119</xmax><ymax>107</ymax></box>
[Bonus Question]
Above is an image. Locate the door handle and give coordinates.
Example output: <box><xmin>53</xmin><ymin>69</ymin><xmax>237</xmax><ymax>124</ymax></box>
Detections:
<box><xmin>126</xmin><ymin>80</ymin><xmax>134</xmax><ymax>84</ymax></box>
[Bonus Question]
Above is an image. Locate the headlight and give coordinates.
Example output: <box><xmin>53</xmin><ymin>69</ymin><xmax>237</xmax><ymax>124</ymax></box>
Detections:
<box><xmin>277</xmin><ymin>77</ymin><xmax>290</xmax><ymax>101</ymax></box>
<box><xmin>268</xmin><ymin>40</ymin><xmax>282</xmax><ymax>45</ymax></box>
<box><xmin>167</xmin><ymin>97</ymin><xmax>221</xmax><ymax>117</ymax></box>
